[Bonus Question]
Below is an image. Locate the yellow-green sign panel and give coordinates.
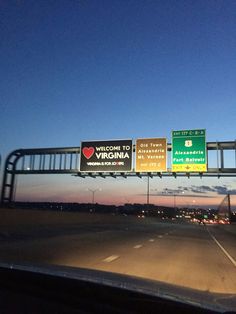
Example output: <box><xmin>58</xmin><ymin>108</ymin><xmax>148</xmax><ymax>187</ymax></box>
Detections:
<box><xmin>172</xmin><ymin>129</ymin><xmax>207</xmax><ymax>172</ymax></box>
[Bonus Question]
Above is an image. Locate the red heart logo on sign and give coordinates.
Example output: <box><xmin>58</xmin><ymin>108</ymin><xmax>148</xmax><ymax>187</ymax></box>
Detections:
<box><xmin>82</xmin><ymin>147</ymin><xmax>95</xmax><ymax>159</ymax></box>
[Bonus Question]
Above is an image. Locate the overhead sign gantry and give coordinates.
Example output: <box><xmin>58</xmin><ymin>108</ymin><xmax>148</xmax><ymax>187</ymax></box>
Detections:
<box><xmin>1</xmin><ymin>129</ymin><xmax>236</xmax><ymax>205</ymax></box>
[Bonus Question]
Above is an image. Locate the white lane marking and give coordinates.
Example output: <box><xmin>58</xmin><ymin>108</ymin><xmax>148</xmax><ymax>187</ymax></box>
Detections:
<box><xmin>158</xmin><ymin>235</ymin><xmax>163</xmax><ymax>238</ymax></box>
<box><xmin>149</xmin><ymin>239</ymin><xmax>154</xmax><ymax>242</ymax></box>
<box><xmin>133</xmin><ymin>244</ymin><xmax>143</xmax><ymax>249</ymax></box>
<box><xmin>207</xmin><ymin>228</ymin><xmax>236</xmax><ymax>268</ymax></box>
<box><xmin>103</xmin><ymin>255</ymin><xmax>119</xmax><ymax>263</ymax></box>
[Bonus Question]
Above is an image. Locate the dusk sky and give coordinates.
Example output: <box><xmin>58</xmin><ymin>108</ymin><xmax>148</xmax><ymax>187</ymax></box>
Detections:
<box><xmin>1</xmin><ymin>0</ymin><xmax>236</xmax><ymax>208</ymax></box>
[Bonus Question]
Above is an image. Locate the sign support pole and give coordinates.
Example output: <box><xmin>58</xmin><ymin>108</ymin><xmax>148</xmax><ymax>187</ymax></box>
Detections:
<box><xmin>147</xmin><ymin>176</ymin><xmax>150</xmax><ymax>206</ymax></box>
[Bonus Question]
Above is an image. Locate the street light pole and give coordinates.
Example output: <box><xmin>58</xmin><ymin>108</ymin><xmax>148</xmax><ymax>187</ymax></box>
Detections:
<box><xmin>88</xmin><ymin>188</ymin><xmax>100</xmax><ymax>204</ymax></box>
<box><xmin>162</xmin><ymin>189</ymin><xmax>184</xmax><ymax>209</ymax></box>
<box><xmin>92</xmin><ymin>190</ymin><xmax>95</xmax><ymax>204</ymax></box>
<box><xmin>147</xmin><ymin>176</ymin><xmax>150</xmax><ymax>206</ymax></box>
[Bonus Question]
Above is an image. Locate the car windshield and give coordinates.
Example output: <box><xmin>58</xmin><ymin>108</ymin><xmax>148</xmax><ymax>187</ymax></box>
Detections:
<box><xmin>0</xmin><ymin>1</ymin><xmax>236</xmax><ymax>312</ymax></box>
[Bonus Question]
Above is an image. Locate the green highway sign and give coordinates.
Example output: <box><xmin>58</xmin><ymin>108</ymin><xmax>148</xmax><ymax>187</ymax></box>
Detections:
<box><xmin>172</xmin><ymin>129</ymin><xmax>207</xmax><ymax>172</ymax></box>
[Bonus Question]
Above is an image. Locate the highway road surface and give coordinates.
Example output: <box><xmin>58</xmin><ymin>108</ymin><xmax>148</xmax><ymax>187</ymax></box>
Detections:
<box><xmin>0</xmin><ymin>208</ymin><xmax>236</xmax><ymax>296</ymax></box>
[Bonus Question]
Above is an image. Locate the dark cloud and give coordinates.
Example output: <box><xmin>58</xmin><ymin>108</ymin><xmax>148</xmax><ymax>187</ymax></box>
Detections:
<box><xmin>212</xmin><ymin>186</ymin><xmax>236</xmax><ymax>195</ymax></box>
<box><xmin>189</xmin><ymin>187</ymin><xmax>206</xmax><ymax>194</ymax></box>
<box><xmin>166</xmin><ymin>185</ymin><xmax>236</xmax><ymax>196</ymax></box>
<box><xmin>162</xmin><ymin>188</ymin><xmax>183</xmax><ymax>194</ymax></box>
<box><xmin>194</xmin><ymin>185</ymin><xmax>215</xmax><ymax>193</ymax></box>
<box><xmin>136</xmin><ymin>193</ymin><xmax>213</xmax><ymax>198</ymax></box>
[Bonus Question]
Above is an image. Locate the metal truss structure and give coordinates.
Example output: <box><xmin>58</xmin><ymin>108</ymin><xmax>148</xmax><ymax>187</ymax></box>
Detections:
<box><xmin>1</xmin><ymin>141</ymin><xmax>236</xmax><ymax>205</ymax></box>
